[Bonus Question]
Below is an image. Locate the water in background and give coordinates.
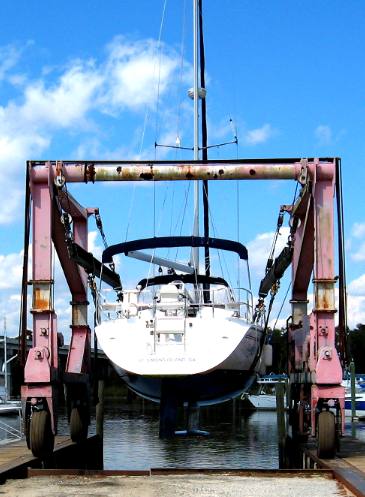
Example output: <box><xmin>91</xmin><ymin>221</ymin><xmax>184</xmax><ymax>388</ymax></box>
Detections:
<box><xmin>2</xmin><ymin>405</ymin><xmax>365</xmax><ymax>470</ymax></box>
<box><xmin>0</xmin><ymin>404</ymin><xmax>279</xmax><ymax>469</ymax></box>
<box><xmin>102</xmin><ymin>406</ymin><xmax>279</xmax><ymax>470</ymax></box>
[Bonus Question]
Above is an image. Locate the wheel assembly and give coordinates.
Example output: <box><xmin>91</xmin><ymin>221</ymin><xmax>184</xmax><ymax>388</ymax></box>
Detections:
<box><xmin>317</xmin><ymin>410</ymin><xmax>336</xmax><ymax>459</ymax></box>
<box><xmin>70</xmin><ymin>406</ymin><xmax>88</xmax><ymax>442</ymax></box>
<box><xmin>24</xmin><ymin>414</ymin><xmax>31</xmax><ymax>449</ymax></box>
<box><xmin>30</xmin><ymin>410</ymin><xmax>54</xmax><ymax>459</ymax></box>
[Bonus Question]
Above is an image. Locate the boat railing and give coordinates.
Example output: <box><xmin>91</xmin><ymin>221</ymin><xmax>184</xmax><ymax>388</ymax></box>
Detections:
<box><xmin>95</xmin><ymin>285</ymin><xmax>254</xmax><ymax>323</ymax></box>
<box><xmin>195</xmin><ymin>287</ymin><xmax>254</xmax><ymax>321</ymax></box>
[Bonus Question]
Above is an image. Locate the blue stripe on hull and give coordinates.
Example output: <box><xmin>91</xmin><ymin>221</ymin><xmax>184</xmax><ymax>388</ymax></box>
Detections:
<box><xmin>345</xmin><ymin>399</ymin><xmax>365</xmax><ymax>416</ymax></box>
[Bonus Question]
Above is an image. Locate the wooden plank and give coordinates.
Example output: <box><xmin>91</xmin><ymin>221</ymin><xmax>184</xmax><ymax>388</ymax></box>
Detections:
<box><xmin>0</xmin><ymin>435</ymin><xmax>102</xmax><ymax>482</ymax></box>
<box><xmin>302</xmin><ymin>437</ymin><xmax>365</xmax><ymax>497</ymax></box>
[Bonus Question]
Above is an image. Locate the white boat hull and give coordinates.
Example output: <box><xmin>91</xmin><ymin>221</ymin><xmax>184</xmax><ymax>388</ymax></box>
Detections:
<box><xmin>96</xmin><ymin>309</ymin><xmax>264</xmax><ymax>404</ymax></box>
<box><xmin>96</xmin><ymin>312</ymin><xmax>262</xmax><ymax>375</ymax></box>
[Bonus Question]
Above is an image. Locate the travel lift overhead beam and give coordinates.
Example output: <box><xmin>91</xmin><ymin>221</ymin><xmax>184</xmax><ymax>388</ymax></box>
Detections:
<box><xmin>21</xmin><ymin>158</ymin><xmax>345</xmax><ymax>459</ymax></box>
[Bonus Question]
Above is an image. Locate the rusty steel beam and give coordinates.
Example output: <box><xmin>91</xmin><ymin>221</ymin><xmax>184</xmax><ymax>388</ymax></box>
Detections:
<box><xmin>29</xmin><ymin>159</ymin><xmax>336</xmax><ymax>183</ymax></box>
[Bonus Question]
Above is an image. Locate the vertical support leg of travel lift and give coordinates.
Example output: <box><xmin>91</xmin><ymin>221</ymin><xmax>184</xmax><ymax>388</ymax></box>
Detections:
<box><xmin>311</xmin><ymin>175</ymin><xmax>344</xmax><ymax>457</ymax></box>
<box><xmin>21</xmin><ymin>180</ymin><xmax>58</xmax><ymax>458</ymax></box>
<box><xmin>288</xmin><ymin>161</ymin><xmax>344</xmax><ymax>458</ymax></box>
<box><xmin>64</xmin><ymin>212</ymin><xmax>91</xmax><ymax>442</ymax></box>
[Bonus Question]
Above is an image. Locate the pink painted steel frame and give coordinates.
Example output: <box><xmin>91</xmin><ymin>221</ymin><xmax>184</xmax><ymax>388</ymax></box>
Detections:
<box><xmin>289</xmin><ymin>160</ymin><xmax>344</xmax><ymax>435</ymax></box>
<box><xmin>22</xmin><ymin>163</ymin><xmax>92</xmax><ymax>434</ymax></box>
<box><xmin>22</xmin><ymin>158</ymin><xmax>344</xmax><ymax>439</ymax></box>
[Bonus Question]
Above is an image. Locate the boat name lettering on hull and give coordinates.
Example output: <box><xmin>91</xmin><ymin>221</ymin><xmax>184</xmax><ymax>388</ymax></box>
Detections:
<box><xmin>139</xmin><ymin>357</ymin><xmax>197</xmax><ymax>362</ymax></box>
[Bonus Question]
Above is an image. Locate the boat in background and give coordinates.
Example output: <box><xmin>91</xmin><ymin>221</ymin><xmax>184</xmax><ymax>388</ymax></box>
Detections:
<box><xmin>0</xmin><ymin>319</ymin><xmax>22</xmax><ymax>416</ymax></box>
<box><xmin>242</xmin><ymin>374</ymin><xmax>288</xmax><ymax>411</ymax></box>
<box><xmin>0</xmin><ymin>402</ymin><xmax>21</xmax><ymax>416</ymax></box>
<box><xmin>343</xmin><ymin>379</ymin><xmax>365</xmax><ymax>419</ymax></box>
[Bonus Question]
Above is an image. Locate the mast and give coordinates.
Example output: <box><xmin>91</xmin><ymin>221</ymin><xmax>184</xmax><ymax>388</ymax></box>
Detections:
<box><xmin>192</xmin><ymin>0</ymin><xmax>210</xmax><ymax>302</ymax></box>
<box><xmin>198</xmin><ymin>0</ymin><xmax>211</xmax><ymax>302</ymax></box>
<box><xmin>191</xmin><ymin>0</ymin><xmax>200</xmax><ymax>273</ymax></box>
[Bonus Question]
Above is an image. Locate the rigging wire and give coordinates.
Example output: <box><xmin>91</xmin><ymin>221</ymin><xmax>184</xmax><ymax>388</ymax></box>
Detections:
<box><xmin>124</xmin><ymin>0</ymin><xmax>168</xmax><ymax>244</ymax></box>
<box><xmin>175</xmin><ymin>0</ymin><xmax>187</xmax><ymax>154</ymax></box>
<box><xmin>155</xmin><ymin>183</ymin><xmax>171</xmax><ymax>235</ymax></box>
<box><xmin>153</xmin><ymin>181</ymin><xmax>156</xmax><ymax>238</ymax></box>
<box><xmin>201</xmin><ymin>162</ymin><xmax>234</xmax><ymax>290</ymax></box>
<box><xmin>206</xmin><ymin>201</ymin><xmax>234</xmax><ymax>291</ymax></box>
<box><xmin>173</xmin><ymin>182</ymin><xmax>192</xmax><ymax>261</ymax></box>
<box><xmin>272</xmin><ymin>282</ymin><xmax>292</xmax><ymax>332</ymax></box>
<box><xmin>235</xmin><ymin>137</ymin><xmax>240</xmax><ymax>295</ymax></box>
<box><xmin>256</xmin><ymin>177</ymin><xmax>301</xmax><ymax>329</ymax></box>
<box><xmin>149</xmin><ymin>0</ymin><xmax>168</xmax><ymax>277</ymax></box>
<box><xmin>154</xmin><ymin>0</ymin><xmax>169</xmax><ymax>151</ymax></box>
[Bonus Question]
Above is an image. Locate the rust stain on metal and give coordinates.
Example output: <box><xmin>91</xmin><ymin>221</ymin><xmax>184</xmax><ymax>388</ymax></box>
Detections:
<box><xmin>139</xmin><ymin>165</ymin><xmax>154</xmax><ymax>181</ymax></box>
<box><xmin>315</xmin><ymin>282</ymin><xmax>335</xmax><ymax>312</ymax></box>
<box><xmin>33</xmin><ymin>288</ymin><xmax>51</xmax><ymax>311</ymax></box>
<box><xmin>139</xmin><ymin>172</ymin><xmax>154</xmax><ymax>180</ymax></box>
<box><xmin>74</xmin><ymin>162</ymin><xmax>308</xmax><ymax>182</ymax></box>
<box><xmin>85</xmin><ymin>164</ymin><xmax>95</xmax><ymax>183</ymax></box>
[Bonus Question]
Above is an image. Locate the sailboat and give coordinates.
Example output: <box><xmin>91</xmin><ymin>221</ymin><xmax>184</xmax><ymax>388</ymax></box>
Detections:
<box><xmin>95</xmin><ymin>0</ymin><xmax>268</xmax><ymax>432</ymax></box>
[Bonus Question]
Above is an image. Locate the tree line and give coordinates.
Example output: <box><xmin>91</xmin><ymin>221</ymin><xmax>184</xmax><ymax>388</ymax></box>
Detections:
<box><xmin>269</xmin><ymin>323</ymin><xmax>365</xmax><ymax>374</ymax></box>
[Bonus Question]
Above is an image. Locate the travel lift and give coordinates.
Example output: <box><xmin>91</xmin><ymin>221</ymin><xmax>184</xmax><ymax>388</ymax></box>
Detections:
<box><xmin>20</xmin><ymin>158</ymin><xmax>346</xmax><ymax>459</ymax></box>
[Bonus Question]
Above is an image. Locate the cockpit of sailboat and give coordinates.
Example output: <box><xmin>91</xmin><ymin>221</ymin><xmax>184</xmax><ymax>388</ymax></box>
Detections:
<box><xmin>96</xmin><ymin>235</ymin><xmax>254</xmax><ymax>328</ymax></box>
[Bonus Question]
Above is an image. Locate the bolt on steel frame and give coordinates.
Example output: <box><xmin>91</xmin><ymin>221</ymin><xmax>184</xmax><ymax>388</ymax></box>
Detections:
<box><xmin>21</xmin><ymin>158</ymin><xmax>345</xmax><ymax>456</ymax></box>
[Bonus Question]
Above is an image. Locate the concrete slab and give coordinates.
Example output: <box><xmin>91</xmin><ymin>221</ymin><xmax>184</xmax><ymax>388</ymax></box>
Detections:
<box><xmin>0</xmin><ymin>474</ymin><xmax>355</xmax><ymax>497</ymax></box>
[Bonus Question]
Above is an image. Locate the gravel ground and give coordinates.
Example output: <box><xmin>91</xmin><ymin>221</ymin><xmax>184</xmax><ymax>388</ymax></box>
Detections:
<box><xmin>0</xmin><ymin>474</ymin><xmax>354</xmax><ymax>497</ymax></box>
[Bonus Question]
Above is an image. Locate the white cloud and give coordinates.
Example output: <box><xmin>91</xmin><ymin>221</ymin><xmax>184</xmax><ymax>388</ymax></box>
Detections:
<box><xmin>351</xmin><ymin>242</ymin><xmax>365</xmax><ymax>262</ymax></box>
<box><xmin>348</xmin><ymin>273</ymin><xmax>365</xmax><ymax>295</ymax></box>
<box><xmin>247</xmin><ymin>229</ymin><xmax>365</xmax><ymax>329</ymax></box>
<box><xmin>246</xmin><ymin>227</ymin><xmax>290</xmax><ymax>275</ymax></box>
<box><xmin>315</xmin><ymin>124</ymin><xmax>332</xmax><ymax>145</ymax></box>
<box><xmin>0</xmin><ymin>228</ymin><xmax>107</xmax><ymax>339</ymax></box>
<box><xmin>352</xmin><ymin>222</ymin><xmax>365</xmax><ymax>239</ymax></box>
<box><xmin>0</xmin><ymin>44</ymin><xmax>22</xmax><ymax>81</ymax></box>
<box><xmin>21</xmin><ymin>62</ymin><xmax>103</xmax><ymax>129</ymax></box>
<box><xmin>244</xmin><ymin>123</ymin><xmax>274</xmax><ymax>145</ymax></box>
<box><xmin>0</xmin><ymin>182</ymin><xmax>24</xmax><ymax>225</ymax></box>
<box><xmin>0</xmin><ymin>251</ymin><xmax>23</xmax><ymax>290</ymax></box>
<box><xmin>88</xmin><ymin>230</ymin><xmax>103</xmax><ymax>260</ymax></box>
<box><xmin>0</xmin><ymin>37</ymin><xmax>183</xmax><ymax>225</ymax></box>
<box><xmin>102</xmin><ymin>37</ymin><xmax>180</xmax><ymax>112</ymax></box>
<box><xmin>268</xmin><ymin>284</ymin><xmax>365</xmax><ymax>330</ymax></box>
<box><xmin>346</xmin><ymin>294</ymin><xmax>365</xmax><ymax>328</ymax></box>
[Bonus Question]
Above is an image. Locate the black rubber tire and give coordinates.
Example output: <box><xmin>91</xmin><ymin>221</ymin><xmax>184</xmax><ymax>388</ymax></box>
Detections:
<box><xmin>30</xmin><ymin>410</ymin><xmax>54</xmax><ymax>459</ymax></box>
<box><xmin>317</xmin><ymin>411</ymin><xmax>336</xmax><ymax>459</ymax></box>
<box><xmin>70</xmin><ymin>407</ymin><xmax>88</xmax><ymax>443</ymax></box>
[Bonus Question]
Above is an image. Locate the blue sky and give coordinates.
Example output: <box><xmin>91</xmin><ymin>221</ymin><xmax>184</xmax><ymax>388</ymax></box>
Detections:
<box><xmin>0</xmin><ymin>0</ymin><xmax>364</xmax><ymax>337</ymax></box>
